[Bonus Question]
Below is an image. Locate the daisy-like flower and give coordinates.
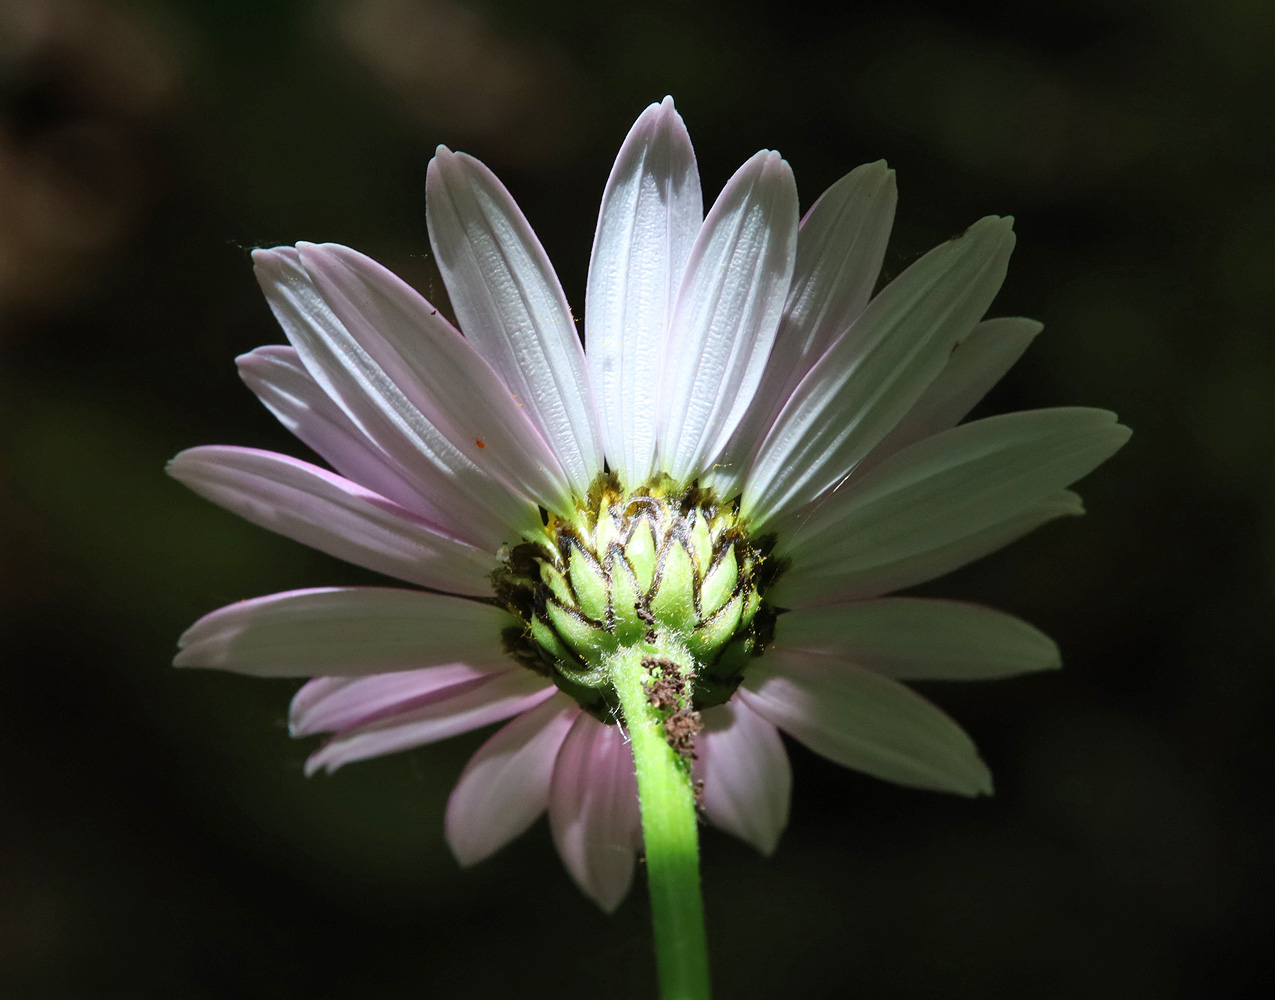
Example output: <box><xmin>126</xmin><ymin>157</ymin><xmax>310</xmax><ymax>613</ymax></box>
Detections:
<box><xmin>171</xmin><ymin>97</ymin><xmax>1129</xmax><ymax>914</ymax></box>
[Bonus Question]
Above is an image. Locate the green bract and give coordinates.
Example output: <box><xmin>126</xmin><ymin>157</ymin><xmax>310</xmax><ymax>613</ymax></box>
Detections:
<box><xmin>495</xmin><ymin>474</ymin><xmax>780</xmax><ymax>719</ymax></box>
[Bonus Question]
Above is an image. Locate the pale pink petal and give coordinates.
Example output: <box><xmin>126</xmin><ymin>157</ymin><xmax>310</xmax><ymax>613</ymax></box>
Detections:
<box><xmin>771</xmin><ymin>408</ymin><xmax>1130</xmax><ymax>606</ymax></box>
<box><xmin>290</xmin><ymin>663</ymin><xmax>510</xmax><ymax>736</ymax></box>
<box><xmin>167</xmin><ymin>446</ymin><xmax>496</xmax><ymax>595</ymax></box>
<box><xmin>426</xmin><ymin>147</ymin><xmax>603</xmax><ymax>495</ymax></box>
<box><xmin>658</xmin><ymin>149</ymin><xmax>799</xmax><ymax>484</ymax></box>
<box><xmin>858</xmin><ymin>316</ymin><xmax>1042</xmax><ymax>474</ymax></box>
<box><xmin>549</xmin><ymin>713</ymin><xmax>642</xmax><ymax>913</ymax></box>
<box><xmin>743</xmin><ymin>217</ymin><xmax>1017</xmax><ymax>528</ymax></box>
<box><xmin>695</xmin><ymin>699</ymin><xmax>790</xmax><ymax>855</ymax></box>
<box><xmin>446</xmin><ymin>693</ymin><xmax>581</xmax><ymax>866</ymax></box>
<box><xmin>288</xmin><ymin>676</ymin><xmax>348</xmax><ymax>729</ymax></box>
<box><xmin>775</xmin><ymin>597</ymin><xmax>1060</xmax><ymax>680</ymax></box>
<box><xmin>740</xmin><ymin>649</ymin><xmax>992</xmax><ymax>796</ymax></box>
<box><xmin>236</xmin><ymin>345</ymin><xmax>449</xmax><ymax>526</ymax></box>
<box><xmin>304</xmin><ymin>671</ymin><xmax>556</xmax><ymax>776</ymax></box>
<box><xmin>176</xmin><ymin>586</ymin><xmax>513</xmax><ymax>677</ymax></box>
<box><xmin>294</xmin><ymin>242</ymin><xmax>574</xmax><ymax>516</ymax></box>
<box><xmin>252</xmin><ymin>246</ymin><xmax>534</xmax><ymax>547</ymax></box>
<box><xmin>708</xmin><ymin>160</ymin><xmax>896</xmax><ymax>495</ymax></box>
<box><xmin>586</xmin><ymin>96</ymin><xmax>702</xmax><ymax>487</ymax></box>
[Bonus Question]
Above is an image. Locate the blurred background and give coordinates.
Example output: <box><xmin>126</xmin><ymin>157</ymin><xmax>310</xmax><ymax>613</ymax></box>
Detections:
<box><xmin>1</xmin><ymin>0</ymin><xmax>1271</xmax><ymax>996</ymax></box>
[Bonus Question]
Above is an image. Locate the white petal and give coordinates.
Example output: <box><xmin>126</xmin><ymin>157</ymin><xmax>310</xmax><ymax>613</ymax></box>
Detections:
<box><xmin>236</xmin><ymin>345</ymin><xmax>447</xmax><ymax>525</ymax></box>
<box><xmin>167</xmin><ymin>445</ymin><xmax>495</xmax><ymax>595</ymax></box>
<box><xmin>290</xmin><ymin>663</ymin><xmax>507</xmax><ymax>736</ymax></box>
<box><xmin>426</xmin><ymin>147</ymin><xmax>603</xmax><ymax>494</ymax></box>
<box><xmin>776</xmin><ymin>597</ymin><xmax>1060</xmax><ymax>680</ymax></box>
<box><xmin>295</xmin><ymin>242</ymin><xmax>574</xmax><ymax>516</ymax></box>
<box><xmin>694</xmin><ymin>699</ymin><xmax>790</xmax><ymax>855</ymax></box>
<box><xmin>549</xmin><ymin>713</ymin><xmax>642</xmax><ymax>912</ymax></box>
<box><xmin>445</xmin><ymin>693</ymin><xmax>580</xmax><ymax>866</ymax></box>
<box><xmin>658</xmin><ymin>149</ymin><xmax>799</xmax><ymax>483</ymax></box>
<box><xmin>304</xmin><ymin>670</ymin><xmax>556</xmax><ymax>775</ymax></box>
<box><xmin>174</xmin><ymin>586</ymin><xmax>513</xmax><ymax>677</ymax></box>
<box><xmin>708</xmin><ymin>161</ymin><xmax>897</xmax><ymax>494</ymax></box>
<box><xmin>586</xmin><ymin>96</ymin><xmax>702</xmax><ymax>487</ymax></box>
<box><xmin>772</xmin><ymin>408</ymin><xmax>1130</xmax><ymax>605</ymax></box>
<box><xmin>743</xmin><ymin>216</ymin><xmax>1017</xmax><ymax>527</ymax></box>
<box><xmin>252</xmin><ymin>246</ymin><xmax>535</xmax><ymax>546</ymax></box>
<box><xmin>859</xmin><ymin>316</ymin><xmax>1042</xmax><ymax>474</ymax></box>
<box><xmin>777</xmin><ymin>491</ymin><xmax>1085</xmax><ymax>606</ymax></box>
<box><xmin>740</xmin><ymin>649</ymin><xmax>992</xmax><ymax>796</ymax></box>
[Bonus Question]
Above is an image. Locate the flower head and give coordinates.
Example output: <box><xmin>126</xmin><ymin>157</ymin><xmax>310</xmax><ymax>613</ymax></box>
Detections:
<box><xmin>170</xmin><ymin>97</ymin><xmax>1129</xmax><ymax>911</ymax></box>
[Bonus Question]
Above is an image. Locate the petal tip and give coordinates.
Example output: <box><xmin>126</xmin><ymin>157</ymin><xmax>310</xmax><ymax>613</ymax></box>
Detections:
<box><xmin>444</xmin><ymin>827</ymin><xmax>487</xmax><ymax>869</ymax></box>
<box><xmin>966</xmin><ymin>215</ymin><xmax>1014</xmax><ymax>238</ymax></box>
<box><xmin>303</xmin><ymin>745</ymin><xmax>341</xmax><ymax>777</ymax></box>
<box><xmin>655</xmin><ymin>94</ymin><xmax>687</xmax><ymax>130</ymax></box>
<box><xmin>289</xmin><ymin>713</ymin><xmax>319</xmax><ymax>738</ymax></box>
<box><xmin>588</xmin><ymin>884</ymin><xmax>629</xmax><ymax>915</ymax></box>
<box><xmin>756</xmin><ymin>830</ymin><xmax>784</xmax><ymax>857</ymax></box>
<box><xmin>251</xmin><ymin>245</ymin><xmax>298</xmax><ymax>267</ymax></box>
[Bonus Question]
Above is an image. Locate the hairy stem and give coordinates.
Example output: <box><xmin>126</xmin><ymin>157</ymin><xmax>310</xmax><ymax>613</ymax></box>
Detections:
<box><xmin>608</xmin><ymin>644</ymin><xmax>711</xmax><ymax>1000</ymax></box>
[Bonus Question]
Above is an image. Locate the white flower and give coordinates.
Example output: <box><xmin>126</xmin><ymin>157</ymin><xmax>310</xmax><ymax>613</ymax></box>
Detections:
<box><xmin>170</xmin><ymin>97</ymin><xmax>1129</xmax><ymax>911</ymax></box>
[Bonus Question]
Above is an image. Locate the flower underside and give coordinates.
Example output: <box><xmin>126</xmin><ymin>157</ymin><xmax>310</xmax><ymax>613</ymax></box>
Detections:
<box><xmin>495</xmin><ymin>473</ymin><xmax>783</xmax><ymax>721</ymax></box>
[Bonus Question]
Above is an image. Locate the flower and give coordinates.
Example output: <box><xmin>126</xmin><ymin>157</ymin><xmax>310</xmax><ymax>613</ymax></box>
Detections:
<box><xmin>170</xmin><ymin>96</ymin><xmax>1129</xmax><ymax>912</ymax></box>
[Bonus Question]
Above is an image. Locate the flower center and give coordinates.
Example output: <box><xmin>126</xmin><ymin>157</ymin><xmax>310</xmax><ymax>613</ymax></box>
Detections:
<box><xmin>493</xmin><ymin>473</ymin><xmax>781</xmax><ymax>721</ymax></box>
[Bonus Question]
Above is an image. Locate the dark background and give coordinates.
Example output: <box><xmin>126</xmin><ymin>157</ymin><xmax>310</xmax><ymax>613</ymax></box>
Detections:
<box><xmin>2</xmin><ymin>0</ymin><xmax>1271</xmax><ymax>997</ymax></box>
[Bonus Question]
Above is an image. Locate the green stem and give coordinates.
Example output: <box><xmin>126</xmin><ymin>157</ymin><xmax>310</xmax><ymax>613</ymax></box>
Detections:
<box><xmin>608</xmin><ymin>644</ymin><xmax>711</xmax><ymax>1000</ymax></box>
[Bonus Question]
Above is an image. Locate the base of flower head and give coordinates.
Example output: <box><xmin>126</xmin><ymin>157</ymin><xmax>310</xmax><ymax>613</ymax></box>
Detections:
<box><xmin>494</xmin><ymin>472</ymin><xmax>784</xmax><ymax>722</ymax></box>
<box><xmin>608</xmin><ymin>638</ymin><xmax>703</xmax><ymax>773</ymax></box>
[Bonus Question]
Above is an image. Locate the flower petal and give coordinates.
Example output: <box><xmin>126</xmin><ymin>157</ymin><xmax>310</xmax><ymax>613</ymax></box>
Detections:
<box><xmin>303</xmin><ymin>670</ymin><xmax>556</xmax><ymax>776</ymax></box>
<box><xmin>776</xmin><ymin>597</ymin><xmax>1060</xmax><ymax>680</ymax></box>
<box><xmin>858</xmin><ymin>316</ymin><xmax>1042</xmax><ymax>474</ymax></box>
<box><xmin>167</xmin><ymin>445</ymin><xmax>495</xmax><ymax>595</ymax></box>
<box><xmin>174</xmin><ymin>585</ymin><xmax>512</xmax><ymax>677</ymax></box>
<box><xmin>743</xmin><ymin>217</ymin><xmax>1017</xmax><ymax>527</ymax></box>
<box><xmin>445</xmin><ymin>693</ymin><xmax>580</xmax><ymax>866</ymax></box>
<box><xmin>783</xmin><ymin>491</ymin><xmax>1085</xmax><ymax>606</ymax></box>
<box><xmin>740</xmin><ymin>649</ymin><xmax>992</xmax><ymax>796</ymax></box>
<box><xmin>290</xmin><ymin>663</ymin><xmax>507</xmax><ymax>736</ymax></box>
<box><xmin>658</xmin><ymin>149</ymin><xmax>799</xmax><ymax>484</ymax></box>
<box><xmin>252</xmin><ymin>246</ymin><xmax>533</xmax><ymax>547</ymax></box>
<box><xmin>549</xmin><ymin>713</ymin><xmax>642</xmax><ymax>912</ymax></box>
<box><xmin>426</xmin><ymin>147</ymin><xmax>603</xmax><ymax>494</ymax></box>
<box><xmin>236</xmin><ymin>345</ymin><xmax>447</xmax><ymax>524</ymax></box>
<box><xmin>772</xmin><ymin>408</ymin><xmax>1130</xmax><ymax>605</ymax></box>
<box><xmin>708</xmin><ymin>161</ymin><xmax>897</xmax><ymax>493</ymax></box>
<box><xmin>586</xmin><ymin>96</ymin><xmax>702</xmax><ymax>487</ymax></box>
<box><xmin>294</xmin><ymin>242</ymin><xmax>574</xmax><ymax>516</ymax></box>
<box><xmin>695</xmin><ymin>698</ymin><xmax>790</xmax><ymax>855</ymax></box>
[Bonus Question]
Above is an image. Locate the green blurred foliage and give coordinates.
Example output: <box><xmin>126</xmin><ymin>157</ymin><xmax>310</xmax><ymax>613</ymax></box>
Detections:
<box><xmin>1</xmin><ymin>0</ymin><xmax>1271</xmax><ymax>996</ymax></box>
